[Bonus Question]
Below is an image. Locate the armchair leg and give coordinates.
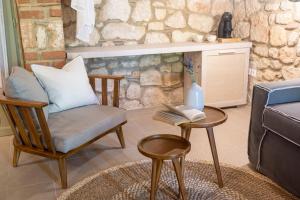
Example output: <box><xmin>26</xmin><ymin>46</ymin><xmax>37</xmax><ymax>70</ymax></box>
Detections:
<box><xmin>58</xmin><ymin>158</ymin><xmax>68</xmax><ymax>189</ymax></box>
<box><xmin>116</xmin><ymin>126</ymin><xmax>126</xmax><ymax>148</ymax></box>
<box><xmin>13</xmin><ymin>146</ymin><xmax>21</xmax><ymax>167</ymax></box>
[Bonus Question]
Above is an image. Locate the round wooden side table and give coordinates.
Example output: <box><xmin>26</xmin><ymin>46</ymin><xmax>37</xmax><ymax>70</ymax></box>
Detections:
<box><xmin>138</xmin><ymin>134</ymin><xmax>191</xmax><ymax>200</ymax></box>
<box><xmin>179</xmin><ymin>106</ymin><xmax>227</xmax><ymax>188</ymax></box>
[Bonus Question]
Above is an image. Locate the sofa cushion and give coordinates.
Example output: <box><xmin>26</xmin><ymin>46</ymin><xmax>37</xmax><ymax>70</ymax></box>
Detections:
<box><xmin>48</xmin><ymin>105</ymin><xmax>126</xmax><ymax>153</ymax></box>
<box><xmin>263</xmin><ymin>102</ymin><xmax>300</xmax><ymax>146</ymax></box>
<box><xmin>4</xmin><ymin>67</ymin><xmax>49</xmax><ymax>126</ymax></box>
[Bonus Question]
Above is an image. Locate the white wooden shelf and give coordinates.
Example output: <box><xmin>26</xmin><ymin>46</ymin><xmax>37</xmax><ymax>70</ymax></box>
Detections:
<box><xmin>66</xmin><ymin>42</ymin><xmax>252</xmax><ymax>59</ymax></box>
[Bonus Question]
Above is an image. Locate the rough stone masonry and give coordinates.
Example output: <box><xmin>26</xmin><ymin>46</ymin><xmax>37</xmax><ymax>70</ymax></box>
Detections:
<box><xmin>16</xmin><ymin>0</ymin><xmax>300</xmax><ymax>109</ymax></box>
<box><xmin>17</xmin><ymin>0</ymin><xmax>66</xmax><ymax>69</ymax></box>
<box><xmin>63</xmin><ymin>0</ymin><xmax>232</xmax><ymax>109</ymax></box>
<box><xmin>63</xmin><ymin>0</ymin><xmax>300</xmax><ymax>109</ymax></box>
<box><xmin>233</xmin><ymin>0</ymin><xmax>300</xmax><ymax>96</ymax></box>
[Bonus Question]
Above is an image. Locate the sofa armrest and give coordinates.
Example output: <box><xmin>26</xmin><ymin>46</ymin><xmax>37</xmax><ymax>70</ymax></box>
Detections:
<box><xmin>88</xmin><ymin>74</ymin><xmax>125</xmax><ymax>107</ymax></box>
<box><xmin>248</xmin><ymin>79</ymin><xmax>300</xmax><ymax>167</ymax></box>
<box><xmin>257</xmin><ymin>79</ymin><xmax>300</xmax><ymax>106</ymax></box>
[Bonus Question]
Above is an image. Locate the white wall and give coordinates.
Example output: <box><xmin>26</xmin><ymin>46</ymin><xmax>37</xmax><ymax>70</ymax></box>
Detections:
<box><xmin>0</xmin><ymin>0</ymin><xmax>12</xmax><ymax>136</ymax></box>
<box><xmin>0</xmin><ymin>0</ymin><xmax>9</xmax><ymax>87</ymax></box>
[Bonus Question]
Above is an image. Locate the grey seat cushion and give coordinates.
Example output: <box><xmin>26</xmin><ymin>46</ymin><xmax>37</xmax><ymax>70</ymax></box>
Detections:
<box><xmin>48</xmin><ymin>105</ymin><xmax>126</xmax><ymax>153</ymax></box>
<box><xmin>4</xmin><ymin>67</ymin><xmax>49</xmax><ymax>125</ymax></box>
<box><xmin>263</xmin><ymin>102</ymin><xmax>300</xmax><ymax>146</ymax></box>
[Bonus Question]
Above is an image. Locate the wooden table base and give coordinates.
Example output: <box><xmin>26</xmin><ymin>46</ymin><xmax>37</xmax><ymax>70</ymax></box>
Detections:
<box><xmin>181</xmin><ymin>127</ymin><xmax>224</xmax><ymax>188</ymax></box>
<box><xmin>206</xmin><ymin>127</ymin><xmax>224</xmax><ymax>188</ymax></box>
<box><xmin>138</xmin><ymin>134</ymin><xmax>190</xmax><ymax>200</ymax></box>
<box><xmin>150</xmin><ymin>158</ymin><xmax>187</xmax><ymax>200</ymax></box>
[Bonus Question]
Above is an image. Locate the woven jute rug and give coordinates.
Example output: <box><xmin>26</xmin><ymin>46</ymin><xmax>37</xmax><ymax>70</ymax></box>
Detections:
<box><xmin>58</xmin><ymin>160</ymin><xmax>298</xmax><ymax>200</ymax></box>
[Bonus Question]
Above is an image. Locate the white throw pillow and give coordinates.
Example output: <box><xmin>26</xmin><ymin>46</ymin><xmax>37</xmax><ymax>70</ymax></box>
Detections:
<box><xmin>31</xmin><ymin>56</ymin><xmax>99</xmax><ymax>113</ymax></box>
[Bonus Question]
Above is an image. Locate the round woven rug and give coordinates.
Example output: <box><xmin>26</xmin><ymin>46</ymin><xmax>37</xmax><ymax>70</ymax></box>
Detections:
<box><xmin>58</xmin><ymin>160</ymin><xmax>297</xmax><ymax>200</ymax></box>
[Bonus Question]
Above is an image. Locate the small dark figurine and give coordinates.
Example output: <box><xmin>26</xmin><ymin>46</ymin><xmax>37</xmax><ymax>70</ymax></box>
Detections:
<box><xmin>218</xmin><ymin>12</ymin><xmax>233</xmax><ymax>38</ymax></box>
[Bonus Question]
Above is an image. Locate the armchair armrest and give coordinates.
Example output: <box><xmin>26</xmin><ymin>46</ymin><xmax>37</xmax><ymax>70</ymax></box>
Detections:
<box><xmin>0</xmin><ymin>94</ymin><xmax>48</xmax><ymax>108</ymax></box>
<box><xmin>0</xmin><ymin>93</ymin><xmax>55</xmax><ymax>153</ymax></box>
<box><xmin>88</xmin><ymin>74</ymin><xmax>124</xmax><ymax>81</ymax></box>
<box><xmin>88</xmin><ymin>74</ymin><xmax>125</xmax><ymax>107</ymax></box>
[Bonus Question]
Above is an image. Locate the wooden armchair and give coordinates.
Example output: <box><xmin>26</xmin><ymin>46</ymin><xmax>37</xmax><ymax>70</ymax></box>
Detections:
<box><xmin>0</xmin><ymin>74</ymin><xmax>127</xmax><ymax>189</ymax></box>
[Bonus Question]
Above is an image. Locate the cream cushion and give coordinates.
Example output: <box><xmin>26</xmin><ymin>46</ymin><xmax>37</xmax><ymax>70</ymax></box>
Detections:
<box><xmin>31</xmin><ymin>56</ymin><xmax>99</xmax><ymax>113</ymax></box>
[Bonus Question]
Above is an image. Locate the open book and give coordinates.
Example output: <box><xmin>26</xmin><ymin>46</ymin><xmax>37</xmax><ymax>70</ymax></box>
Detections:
<box><xmin>153</xmin><ymin>104</ymin><xmax>206</xmax><ymax>126</ymax></box>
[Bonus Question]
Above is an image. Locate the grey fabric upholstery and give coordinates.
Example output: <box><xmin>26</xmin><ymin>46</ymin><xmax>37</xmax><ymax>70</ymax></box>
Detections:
<box><xmin>248</xmin><ymin>79</ymin><xmax>300</xmax><ymax>167</ymax></box>
<box><xmin>249</xmin><ymin>80</ymin><xmax>300</xmax><ymax>197</ymax></box>
<box><xmin>48</xmin><ymin>105</ymin><xmax>126</xmax><ymax>153</ymax></box>
<box><xmin>263</xmin><ymin>102</ymin><xmax>300</xmax><ymax>146</ymax></box>
<box><xmin>258</xmin><ymin>130</ymin><xmax>300</xmax><ymax>197</ymax></box>
<box><xmin>4</xmin><ymin>67</ymin><xmax>49</xmax><ymax>124</ymax></box>
<box><xmin>257</xmin><ymin>79</ymin><xmax>300</xmax><ymax>105</ymax></box>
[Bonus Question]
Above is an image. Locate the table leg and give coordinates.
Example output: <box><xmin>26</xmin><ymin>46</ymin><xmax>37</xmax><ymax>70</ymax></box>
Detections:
<box><xmin>181</xmin><ymin>127</ymin><xmax>191</xmax><ymax>141</ymax></box>
<box><xmin>150</xmin><ymin>159</ymin><xmax>163</xmax><ymax>200</ymax></box>
<box><xmin>180</xmin><ymin>127</ymin><xmax>191</xmax><ymax>177</ymax></box>
<box><xmin>180</xmin><ymin>127</ymin><xmax>186</xmax><ymax>172</ymax></box>
<box><xmin>185</xmin><ymin>127</ymin><xmax>191</xmax><ymax>141</ymax></box>
<box><xmin>206</xmin><ymin>127</ymin><xmax>224</xmax><ymax>188</ymax></box>
<box><xmin>172</xmin><ymin>158</ymin><xmax>187</xmax><ymax>200</ymax></box>
<box><xmin>154</xmin><ymin>160</ymin><xmax>163</xmax><ymax>193</ymax></box>
<box><xmin>181</xmin><ymin>127</ymin><xmax>187</xmax><ymax>139</ymax></box>
<box><xmin>180</xmin><ymin>156</ymin><xmax>185</xmax><ymax>178</ymax></box>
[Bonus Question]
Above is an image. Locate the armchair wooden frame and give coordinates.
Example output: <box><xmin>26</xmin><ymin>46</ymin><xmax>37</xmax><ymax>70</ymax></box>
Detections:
<box><xmin>0</xmin><ymin>74</ymin><xmax>127</xmax><ymax>189</ymax></box>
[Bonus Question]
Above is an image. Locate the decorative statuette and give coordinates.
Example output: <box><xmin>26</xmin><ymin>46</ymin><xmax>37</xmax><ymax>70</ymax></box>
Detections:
<box><xmin>218</xmin><ymin>12</ymin><xmax>233</xmax><ymax>39</ymax></box>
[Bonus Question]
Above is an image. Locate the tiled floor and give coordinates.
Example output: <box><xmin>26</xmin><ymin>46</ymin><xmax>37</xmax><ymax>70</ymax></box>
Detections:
<box><xmin>0</xmin><ymin>105</ymin><xmax>251</xmax><ymax>200</ymax></box>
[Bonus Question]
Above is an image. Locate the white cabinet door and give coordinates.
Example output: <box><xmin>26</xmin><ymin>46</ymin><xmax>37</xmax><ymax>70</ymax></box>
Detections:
<box><xmin>201</xmin><ymin>48</ymin><xmax>250</xmax><ymax>107</ymax></box>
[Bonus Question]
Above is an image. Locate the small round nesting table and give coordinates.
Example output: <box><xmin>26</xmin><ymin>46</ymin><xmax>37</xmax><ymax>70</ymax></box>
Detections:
<box><xmin>179</xmin><ymin>106</ymin><xmax>227</xmax><ymax>188</ymax></box>
<box><xmin>138</xmin><ymin>134</ymin><xmax>191</xmax><ymax>200</ymax></box>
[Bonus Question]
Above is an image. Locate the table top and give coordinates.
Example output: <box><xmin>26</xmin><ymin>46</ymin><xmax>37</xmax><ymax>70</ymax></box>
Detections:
<box><xmin>180</xmin><ymin>106</ymin><xmax>227</xmax><ymax>129</ymax></box>
<box><xmin>67</xmin><ymin>42</ymin><xmax>252</xmax><ymax>59</ymax></box>
<box><xmin>138</xmin><ymin>134</ymin><xmax>191</xmax><ymax>160</ymax></box>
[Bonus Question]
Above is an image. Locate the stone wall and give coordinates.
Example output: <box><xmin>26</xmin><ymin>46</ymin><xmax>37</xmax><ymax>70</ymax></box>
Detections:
<box><xmin>21</xmin><ymin>0</ymin><xmax>299</xmax><ymax>109</ymax></box>
<box><xmin>86</xmin><ymin>54</ymin><xmax>184</xmax><ymax>109</ymax></box>
<box><xmin>16</xmin><ymin>0</ymin><xmax>66</xmax><ymax>69</ymax></box>
<box><xmin>233</xmin><ymin>0</ymin><xmax>300</xmax><ymax>92</ymax></box>
<box><xmin>63</xmin><ymin>0</ymin><xmax>234</xmax><ymax>46</ymax></box>
<box><xmin>63</xmin><ymin>0</ymin><xmax>234</xmax><ymax>109</ymax></box>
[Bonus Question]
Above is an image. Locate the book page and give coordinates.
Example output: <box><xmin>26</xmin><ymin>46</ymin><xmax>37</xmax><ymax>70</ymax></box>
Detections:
<box><xmin>153</xmin><ymin>111</ymin><xmax>190</xmax><ymax>126</ymax></box>
<box><xmin>163</xmin><ymin>104</ymin><xmax>205</xmax><ymax>121</ymax></box>
<box><xmin>163</xmin><ymin>104</ymin><xmax>185</xmax><ymax>117</ymax></box>
<box><xmin>180</xmin><ymin>109</ymin><xmax>205</xmax><ymax>121</ymax></box>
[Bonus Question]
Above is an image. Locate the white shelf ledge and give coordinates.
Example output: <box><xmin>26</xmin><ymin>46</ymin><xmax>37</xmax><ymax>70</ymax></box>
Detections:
<box><xmin>66</xmin><ymin>42</ymin><xmax>252</xmax><ymax>59</ymax></box>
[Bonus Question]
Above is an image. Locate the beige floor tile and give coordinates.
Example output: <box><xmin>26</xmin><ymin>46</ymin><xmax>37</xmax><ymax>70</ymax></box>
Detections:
<box><xmin>0</xmin><ymin>136</ymin><xmax>11</xmax><ymax>167</ymax></box>
<box><xmin>6</xmin><ymin>182</ymin><xmax>56</xmax><ymax>200</ymax></box>
<box><xmin>122</xmin><ymin>122</ymin><xmax>150</xmax><ymax>146</ymax></box>
<box><xmin>0</xmin><ymin>184</ymin><xmax>6</xmax><ymax>200</ymax></box>
<box><xmin>125</xmin><ymin>107</ymin><xmax>154</xmax><ymax>121</ymax></box>
<box><xmin>0</xmin><ymin>136</ymin><xmax>11</xmax><ymax>190</ymax></box>
<box><xmin>87</xmin><ymin>147</ymin><xmax>147</xmax><ymax>171</ymax></box>
<box><xmin>6</xmin><ymin>159</ymin><xmax>55</xmax><ymax>188</ymax></box>
<box><xmin>12</xmin><ymin>152</ymin><xmax>49</xmax><ymax>165</ymax></box>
